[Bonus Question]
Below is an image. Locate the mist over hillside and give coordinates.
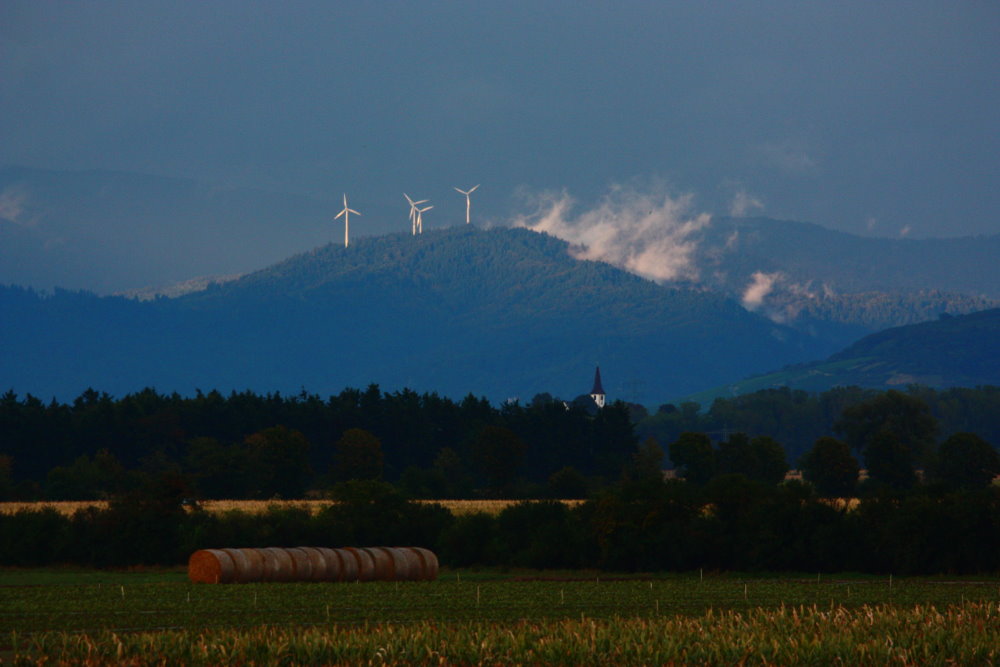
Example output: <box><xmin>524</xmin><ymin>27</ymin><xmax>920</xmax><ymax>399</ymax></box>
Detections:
<box><xmin>1</xmin><ymin>227</ymin><xmax>832</xmax><ymax>404</ymax></box>
<box><xmin>516</xmin><ymin>190</ymin><xmax>1000</xmax><ymax>338</ymax></box>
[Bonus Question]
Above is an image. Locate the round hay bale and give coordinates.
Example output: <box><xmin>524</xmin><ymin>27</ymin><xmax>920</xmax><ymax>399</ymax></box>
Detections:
<box><xmin>298</xmin><ymin>547</ymin><xmax>328</xmax><ymax>581</ymax></box>
<box><xmin>239</xmin><ymin>548</ymin><xmax>266</xmax><ymax>582</ymax></box>
<box><xmin>255</xmin><ymin>548</ymin><xmax>280</xmax><ymax>582</ymax></box>
<box><xmin>394</xmin><ymin>547</ymin><xmax>423</xmax><ymax>581</ymax></box>
<box><xmin>363</xmin><ymin>547</ymin><xmax>394</xmax><ymax>581</ymax></box>
<box><xmin>188</xmin><ymin>549</ymin><xmax>235</xmax><ymax>584</ymax></box>
<box><xmin>286</xmin><ymin>548</ymin><xmax>313</xmax><ymax>581</ymax></box>
<box><xmin>406</xmin><ymin>547</ymin><xmax>439</xmax><ymax>581</ymax></box>
<box><xmin>318</xmin><ymin>547</ymin><xmax>344</xmax><ymax>581</ymax></box>
<box><xmin>344</xmin><ymin>547</ymin><xmax>375</xmax><ymax>581</ymax></box>
<box><xmin>382</xmin><ymin>547</ymin><xmax>415</xmax><ymax>581</ymax></box>
<box><xmin>220</xmin><ymin>548</ymin><xmax>252</xmax><ymax>583</ymax></box>
<box><xmin>262</xmin><ymin>547</ymin><xmax>295</xmax><ymax>582</ymax></box>
<box><xmin>334</xmin><ymin>548</ymin><xmax>360</xmax><ymax>581</ymax></box>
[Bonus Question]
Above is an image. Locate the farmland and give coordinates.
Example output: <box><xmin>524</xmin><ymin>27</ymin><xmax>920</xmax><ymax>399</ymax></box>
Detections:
<box><xmin>4</xmin><ymin>569</ymin><xmax>1000</xmax><ymax>664</ymax></box>
<box><xmin>0</xmin><ymin>499</ymin><xmax>584</xmax><ymax>517</ymax></box>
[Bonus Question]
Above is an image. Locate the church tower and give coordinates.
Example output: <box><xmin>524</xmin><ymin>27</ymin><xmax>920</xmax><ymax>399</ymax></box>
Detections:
<box><xmin>590</xmin><ymin>366</ymin><xmax>606</xmax><ymax>409</ymax></box>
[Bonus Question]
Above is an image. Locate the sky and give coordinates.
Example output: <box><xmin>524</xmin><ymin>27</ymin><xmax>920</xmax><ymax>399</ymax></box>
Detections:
<box><xmin>2</xmin><ymin>1</ymin><xmax>1000</xmax><ymax>242</ymax></box>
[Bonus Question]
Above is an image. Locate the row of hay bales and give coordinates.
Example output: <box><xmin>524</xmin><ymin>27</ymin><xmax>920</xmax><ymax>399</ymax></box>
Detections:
<box><xmin>188</xmin><ymin>546</ymin><xmax>438</xmax><ymax>584</ymax></box>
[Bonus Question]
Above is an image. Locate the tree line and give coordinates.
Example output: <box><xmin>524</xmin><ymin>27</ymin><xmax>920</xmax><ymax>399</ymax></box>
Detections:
<box><xmin>3</xmin><ymin>383</ymin><xmax>1000</xmax><ymax>573</ymax></box>
<box><xmin>2</xmin><ymin>479</ymin><xmax>998</xmax><ymax>574</ymax></box>
<box><xmin>639</xmin><ymin>384</ymin><xmax>1000</xmax><ymax>465</ymax></box>
<box><xmin>0</xmin><ymin>385</ymin><xmax>636</xmax><ymax>501</ymax></box>
<box><xmin>2</xmin><ymin>385</ymin><xmax>999</xmax><ymax>502</ymax></box>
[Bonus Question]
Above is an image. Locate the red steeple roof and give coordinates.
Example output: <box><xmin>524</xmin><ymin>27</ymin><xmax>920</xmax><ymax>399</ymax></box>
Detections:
<box><xmin>591</xmin><ymin>366</ymin><xmax>605</xmax><ymax>395</ymax></box>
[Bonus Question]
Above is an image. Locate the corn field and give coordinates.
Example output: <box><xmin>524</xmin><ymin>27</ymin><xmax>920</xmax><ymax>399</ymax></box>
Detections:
<box><xmin>9</xmin><ymin>602</ymin><xmax>1000</xmax><ymax>665</ymax></box>
<box><xmin>5</xmin><ymin>570</ymin><xmax>1000</xmax><ymax>664</ymax></box>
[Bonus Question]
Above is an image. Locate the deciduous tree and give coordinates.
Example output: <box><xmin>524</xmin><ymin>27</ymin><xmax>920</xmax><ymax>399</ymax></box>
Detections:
<box><xmin>669</xmin><ymin>432</ymin><xmax>715</xmax><ymax>485</ymax></box>
<box><xmin>800</xmin><ymin>436</ymin><xmax>859</xmax><ymax>497</ymax></box>
<box><xmin>332</xmin><ymin>428</ymin><xmax>384</xmax><ymax>482</ymax></box>
<box><xmin>931</xmin><ymin>432</ymin><xmax>1000</xmax><ymax>489</ymax></box>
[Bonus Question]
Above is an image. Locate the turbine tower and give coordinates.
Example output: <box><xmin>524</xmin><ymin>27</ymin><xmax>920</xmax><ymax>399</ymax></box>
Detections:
<box><xmin>334</xmin><ymin>194</ymin><xmax>360</xmax><ymax>248</ymax></box>
<box><xmin>454</xmin><ymin>184</ymin><xmax>480</xmax><ymax>224</ymax></box>
<box><xmin>404</xmin><ymin>194</ymin><xmax>428</xmax><ymax>236</ymax></box>
<box><xmin>415</xmin><ymin>204</ymin><xmax>433</xmax><ymax>234</ymax></box>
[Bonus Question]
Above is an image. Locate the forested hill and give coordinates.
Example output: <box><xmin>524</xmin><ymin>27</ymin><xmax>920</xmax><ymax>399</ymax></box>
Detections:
<box><xmin>1</xmin><ymin>227</ymin><xmax>829</xmax><ymax>403</ymax></box>
<box><xmin>691</xmin><ymin>307</ymin><xmax>1000</xmax><ymax>400</ymax></box>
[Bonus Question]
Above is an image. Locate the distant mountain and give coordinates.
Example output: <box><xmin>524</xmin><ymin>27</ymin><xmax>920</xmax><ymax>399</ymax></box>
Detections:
<box><xmin>0</xmin><ymin>166</ymin><xmax>338</xmax><ymax>293</ymax></box>
<box><xmin>688</xmin><ymin>217</ymin><xmax>1000</xmax><ymax>331</ymax></box>
<box><xmin>695</xmin><ymin>217</ymin><xmax>1000</xmax><ymax>296</ymax></box>
<box><xmin>3</xmin><ymin>166</ymin><xmax>998</xmax><ymax>314</ymax></box>
<box><xmin>686</xmin><ymin>307</ymin><xmax>1000</xmax><ymax>403</ymax></box>
<box><xmin>0</xmin><ymin>227</ymin><xmax>832</xmax><ymax>404</ymax></box>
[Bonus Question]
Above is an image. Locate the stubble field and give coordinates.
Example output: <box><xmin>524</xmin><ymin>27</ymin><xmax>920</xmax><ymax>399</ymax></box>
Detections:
<box><xmin>0</xmin><ymin>499</ymin><xmax>586</xmax><ymax>517</ymax></box>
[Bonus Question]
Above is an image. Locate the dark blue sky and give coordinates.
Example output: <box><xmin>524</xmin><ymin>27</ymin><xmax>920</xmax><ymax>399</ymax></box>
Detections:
<box><xmin>3</xmin><ymin>1</ymin><xmax>999</xmax><ymax>239</ymax></box>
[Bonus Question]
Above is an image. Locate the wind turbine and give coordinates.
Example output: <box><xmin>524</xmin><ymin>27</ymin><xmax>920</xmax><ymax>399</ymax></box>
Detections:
<box><xmin>454</xmin><ymin>184</ymin><xmax>480</xmax><ymax>224</ymax></box>
<box><xmin>404</xmin><ymin>194</ymin><xmax>428</xmax><ymax>235</ymax></box>
<box><xmin>415</xmin><ymin>204</ymin><xmax>433</xmax><ymax>234</ymax></box>
<box><xmin>334</xmin><ymin>194</ymin><xmax>360</xmax><ymax>248</ymax></box>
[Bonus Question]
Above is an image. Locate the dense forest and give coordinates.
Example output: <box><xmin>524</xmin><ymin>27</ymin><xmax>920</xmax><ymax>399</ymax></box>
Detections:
<box><xmin>0</xmin><ymin>385</ymin><xmax>637</xmax><ymax>501</ymax></box>
<box><xmin>1</xmin><ymin>383</ymin><xmax>998</xmax><ymax>502</ymax></box>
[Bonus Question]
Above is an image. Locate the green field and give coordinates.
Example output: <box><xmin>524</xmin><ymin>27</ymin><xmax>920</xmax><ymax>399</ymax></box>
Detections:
<box><xmin>4</xmin><ymin>569</ymin><xmax>1000</xmax><ymax>665</ymax></box>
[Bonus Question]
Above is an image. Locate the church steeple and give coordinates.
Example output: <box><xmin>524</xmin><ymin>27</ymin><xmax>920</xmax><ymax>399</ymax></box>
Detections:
<box><xmin>590</xmin><ymin>366</ymin><xmax>606</xmax><ymax>409</ymax></box>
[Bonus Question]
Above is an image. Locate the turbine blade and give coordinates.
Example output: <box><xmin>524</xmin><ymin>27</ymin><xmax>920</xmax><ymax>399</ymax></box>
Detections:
<box><xmin>335</xmin><ymin>210</ymin><xmax>345</xmax><ymax>219</ymax></box>
<box><xmin>404</xmin><ymin>193</ymin><xmax>414</xmax><ymax>205</ymax></box>
<box><xmin>469</xmin><ymin>184</ymin><xmax>479</xmax><ymax>192</ymax></box>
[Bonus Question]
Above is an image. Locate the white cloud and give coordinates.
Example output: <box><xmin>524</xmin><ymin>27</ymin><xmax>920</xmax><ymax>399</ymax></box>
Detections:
<box><xmin>0</xmin><ymin>185</ymin><xmax>33</xmax><ymax>226</ymax></box>
<box><xmin>741</xmin><ymin>271</ymin><xmax>782</xmax><ymax>310</ymax></box>
<box><xmin>729</xmin><ymin>189</ymin><xmax>764</xmax><ymax>217</ymax></box>
<box><xmin>756</xmin><ymin>139</ymin><xmax>818</xmax><ymax>174</ymax></box>
<box><xmin>899</xmin><ymin>225</ymin><xmax>912</xmax><ymax>238</ymax></box>
<box><xmin>512</xmin><ymin>185</ymin><xmax>711</xmax><ymax>283</ymax></box>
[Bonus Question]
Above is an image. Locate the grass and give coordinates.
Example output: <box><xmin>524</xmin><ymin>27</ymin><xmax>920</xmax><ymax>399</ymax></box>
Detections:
<box><xmin>4</xmin><ymin>568</ymin><xmax>1000</xmax><ymax>665</ymax></box>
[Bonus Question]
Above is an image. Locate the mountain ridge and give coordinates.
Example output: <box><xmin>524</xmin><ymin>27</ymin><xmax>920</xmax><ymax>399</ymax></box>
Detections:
<box><xmin>684</xmin><ymin>307</ymin><xmax>1000</xmax><ymax>404</ymax></box>
<box><xmin>1</xmin><ymin>227</ymin><xmax>828</xmax><ymax>404</ymax></box>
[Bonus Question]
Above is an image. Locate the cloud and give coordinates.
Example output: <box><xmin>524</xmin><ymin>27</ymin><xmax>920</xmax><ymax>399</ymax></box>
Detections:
<box><xmin>755</xmin><ymin>139</ymin><xmax>818</xmax><ymax>174</ymax></box>
<box><xmin>729</xmin><ymin>189</ymin><xmax>764</xmax><ymax>217</ymax></box>
<box><xmin>899</xmin><ymin>225</ymin><xmax>912</xmax><ymax>238</ymax></box>
<box><xmin>512</xmin><ymin>185</ymin><xmax>711</xmax><ymax>283</ymax></box>
<box><xmin>741</xmin><ymin>271</ymin><xmax>782</xmax><ymax>310</ymax></box>
<box><xmin>0</xmin><ymin>185</ymin><xmax>33</xmax><ymax>225</ymax></box>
